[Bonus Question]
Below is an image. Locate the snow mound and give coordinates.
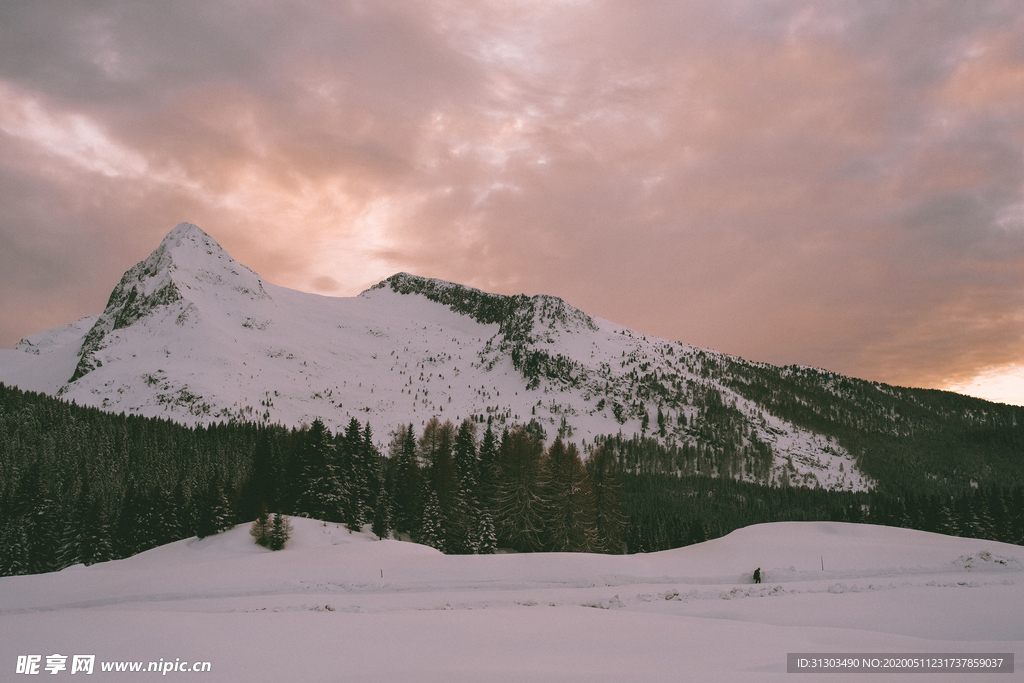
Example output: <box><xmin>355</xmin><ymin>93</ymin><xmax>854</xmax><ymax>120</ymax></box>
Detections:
<box><xmin>189</xmin><ymin>517</ymin><xmax>378</xmax><ymax>553</ymax></box>
<box><xmin>951</xmin><ymin>549</ymin><xmax>1023</xmax><ymax>572</ymax></box>
<box><xmin>120</xmin><ymin>516</ymin><xmax>430</xmax><ymax>568</ymax></box>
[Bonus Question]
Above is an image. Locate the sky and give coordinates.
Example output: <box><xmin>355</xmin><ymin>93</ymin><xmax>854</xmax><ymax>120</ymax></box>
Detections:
<box><xmin>1</xmin><ymin>1</ymin><xmax>1023</xmax><ymax>405</ymax></box>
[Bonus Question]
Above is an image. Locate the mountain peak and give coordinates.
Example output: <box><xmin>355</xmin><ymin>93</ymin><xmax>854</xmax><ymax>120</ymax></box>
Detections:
<box><xmin>165</xmin><ymin>221</ymin><xmax>210</xmax><ymax>242</ymax></box>
<box><xmin>67</xmin><ymin>222</ymin><xmax>268</xmax><ymax>383</ymax></box>
<box><xmin>151</xmin><ymin>222</ymin><xmax>233</xmax><ymax>270</ymax></box>
<box><xmin>144</xmin><ymin>222</ymin><xmax>267</xmax><ymax>290</ymax></box>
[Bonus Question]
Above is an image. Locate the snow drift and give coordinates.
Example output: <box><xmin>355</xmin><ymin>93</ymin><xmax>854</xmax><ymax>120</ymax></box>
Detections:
<box><xmin>1</xmin><ymin>520</ymin><xmax>1020</xmax><ymax>681</ymax></box>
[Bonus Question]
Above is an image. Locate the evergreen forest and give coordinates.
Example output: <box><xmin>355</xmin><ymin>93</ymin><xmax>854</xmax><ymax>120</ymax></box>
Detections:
<box><xmin>1</xmin><ymin>382</ymin><xmax>1021</xmax><ymax>577</ymax></box>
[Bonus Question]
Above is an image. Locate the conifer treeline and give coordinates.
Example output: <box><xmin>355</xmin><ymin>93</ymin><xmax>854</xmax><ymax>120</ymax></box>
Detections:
<box><xmin>1</xmin><ymin>383</ymin><xmax>257</xmax><ymax>575</ymax></box>
<box><xmin>624</xmin><ymin>473</ymin><xmax>1024</xmax><ymax>553</ymax></box>
<box><xmin>2</xmin><ymin>382</ymin><xmax>1021</xmax><ymax>579</ymax></box>
<box><xmin>719</xmin><ymin>362</ymin><xmax>1024</xmax><ymax>495</ymax></box>
<box><xmin>605</xmin><ymin>432</ymin><xmax>1024</xmax><ymax>553</ymax></box>
<box><xmin>379</xmin><ymin>416</ymin><xmax>625</xmax><ymax>554</ymax></box>
<box><xmin>0</xmin><ymin>384</ymin><xmax>625</xmax><ymax>575</ymax></box>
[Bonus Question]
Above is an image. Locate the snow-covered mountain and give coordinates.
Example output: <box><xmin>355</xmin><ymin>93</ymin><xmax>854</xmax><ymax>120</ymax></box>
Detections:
<box><xmin>1</xmin><ymin>223</ymin><xmax>875</xmax><ymax>490</ymax></box>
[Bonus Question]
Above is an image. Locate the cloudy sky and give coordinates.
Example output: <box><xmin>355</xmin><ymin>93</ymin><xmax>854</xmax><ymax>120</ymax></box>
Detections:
<box><xmin>2</xmin><ymin>1</ymin><xmax>1023</xmax><ymax>404</ymax></box>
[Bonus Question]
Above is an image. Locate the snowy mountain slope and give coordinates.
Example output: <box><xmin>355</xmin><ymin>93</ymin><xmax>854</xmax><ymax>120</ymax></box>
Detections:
<box><xmin>2</xmin><ymin>316</ymin><xmax>97</xmax><ymax>394</ymax></box>
<box><xmin>1</xmin><ymin>520</ymin><xmax>1020</xmax><ymax>681</ymax></box>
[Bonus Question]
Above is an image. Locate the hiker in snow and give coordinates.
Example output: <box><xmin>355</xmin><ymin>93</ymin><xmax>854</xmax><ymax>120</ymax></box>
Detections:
<box><xmin>753</xmin><ymin>568</ymin><xmax>761</xmax><ymax>584</ymax></box>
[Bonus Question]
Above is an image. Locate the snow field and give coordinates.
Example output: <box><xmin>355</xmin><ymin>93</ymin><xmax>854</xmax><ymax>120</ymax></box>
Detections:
<box><xmin>1</xmin><ymin>519</ymin><xmax>1020</xmax><ymax>682</ymax></box>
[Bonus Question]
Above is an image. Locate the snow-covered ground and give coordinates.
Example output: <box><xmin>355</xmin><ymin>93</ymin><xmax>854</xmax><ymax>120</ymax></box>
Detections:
<box><xmin>1</xmin><ymin>520</ymin><xmax>1020</xmax><ymax>681</ymax></box>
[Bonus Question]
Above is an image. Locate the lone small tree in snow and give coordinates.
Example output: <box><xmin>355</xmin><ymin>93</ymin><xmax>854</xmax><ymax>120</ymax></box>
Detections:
<box><xmin>270</xmin><ymin>513</ymin><xmax>292</xmax><ymax>551</ymax></box>
<box><xmin>250</xmin><ymin>504</ymin><xmax>272</xmax><ymax>548</ymax></box>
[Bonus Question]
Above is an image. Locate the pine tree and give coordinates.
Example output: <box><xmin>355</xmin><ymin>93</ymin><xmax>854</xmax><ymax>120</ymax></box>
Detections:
<box><xmin>1</xmin><ymin>469</ymin><xmax>38</xmax><ymax>575</ymax></box>
<box><xmin>371</xmin><ymin>492</ymin><xmax>393</xmax><ymax>540</ymax></box>
<box><xmin>524</xmin><ymin>419</ymin><xmax>547</xmax><ymax>446</ymax></box>
<box><xmin>477</xmin><ymin>425</ymin><xmax>500</xmax><ymax>513</ymax></box>
<box><xmin>5</xmin><ymin>463</ymin><xmax>50</xmax><ymax>574</ymax></box>
<box><xmin>955</xmin><ymin>495</ymin><xmax>981</xmax><ymax>538</ymax></box>
<box><xmin>477</xmin><ymin>508</ymin><xmax>497</xmax><ymax>554</ymax></box>
<box><xmin>194</xmin><ymin>472</ymin><xmax>233</xmax><ymax>539</ymax></box>
<box><xmin>27</xmin><ymin>495</ymin><xmax>65</xmax><ymax>574</ymax></box>
<box><xmin>250</xmin><ymin>504</ymin><xmax>272</xmax><ymax>548</ymax></box>
<box><xmin>130</xmin><ymin>487</ymin><xmax>170</xmax><ymax>553</ymax></box>
<box><xmin>454</xmin><ymin>419</ymin><xmax>479</xmax><ymax>491</ymax></box>
<box><xmin>685</xmin><ymin>518</ymin><xmax>707</xmax><ymax>545</ymax></box>
<box><xmin>421</xmin><ymin>418</ymin><xmax>460</xmax><ymax>548</ymax></box>
<box><xmin>421</xmin><ymin>418</ymin><xmax>457</xmax><ymax>503</ymax></box>
<box><xmin>544</xmin><ymin>438</ymin><xmax>598</xmax><ymax>553</ymax></box>
<box><xmin>295</xmin><ymin>419</ymin><xmax>344</xmax><ymax>522</ymax></box>
<box><xmin>1010</xmin><ymin>488</ymin><xmax>1024</xmax><ymax>545</ymax></box>
<box><xmin>447</xmin><ymin>481</ymin><xmax>477</xmax><ymax>554</ymax></box>
<box><xmin>419</xmin><ymin>487</ymin><xmax>445</xmax><ymax>552</ymax></box>
<box><xmin>123</xmin><ymin>486</ymin><xmax>151</xmax><ymax>557</ymax></box>
<box><xmin>587</xmin><ymin>445</ymin><xmax>626</xmax><ymax>553</ymax></box>
<box><xmin>170</xmin><ymin>479</ymin><xmax>193</xmax><ymax>540</ymax></box>
<box><xmin>390</xmin><ymin>425</ymin><xmax>422</xmax><ymax>535</ymax></box>
<box><xmin>339</xmin><ymin>418</ymin><xmax>371</xmax><ymax>529</ymax></box>
<box><xmin>448</xmin><ymin>419</ymin><xmax>480</xmax><ymax>554</ymax></box>
<box><xmin>892</xmin><ymin>498</ymin><xmax>912</xmax><ymax>530</ymax></box>
<box><xmin>61</xmin><ymin>474</ymin><xmax>113</xmax><ymax>567</ymax></box>
<box><xmin>0</xmin><ymin>516</ymin><xmax>28</xmax><ymax>576</ymax></box>
<box><xmin>362</xmin><ymin>423</ymin><xmax>383</xmax><ymax>528</ymax></box>
<box><xmin>936</xmin><ymin>500</ymin><xmax>960</xmax><ymax>537</ymax></box>
<box><xmin>371</xmin><ymin>443</ymin><xmax>393</xmax><ymax>541</ymax></box>
<box><xmin>848</xmin><ymin>503</ymin><xmax>867</xmax><ymax>524</ymax></box>
<box><xmin>238</xmin><ymin>428</ymin><xmax>278</xmax><ymax>522</ymax></box>
<box><xmin>985</xmin><ymin>488</ymin><xmax>1013</xmax><ymax>544</ymax></box>
<box><xmin>495</xmin><ymin>425</ymin><xmax>547</xmax><ymax>552</ymax></box>
<box><xmin>270</xmin><ymin>513</ymin><xmax>292</xmax><ymax>551</ymax></box>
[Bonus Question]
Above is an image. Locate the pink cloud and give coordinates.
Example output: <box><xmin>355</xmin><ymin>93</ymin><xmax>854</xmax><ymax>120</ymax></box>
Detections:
<box><xmin>1</xmin><ymin>0</ymin><xmax>1023</xmax><ymax>400</ymax></box>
